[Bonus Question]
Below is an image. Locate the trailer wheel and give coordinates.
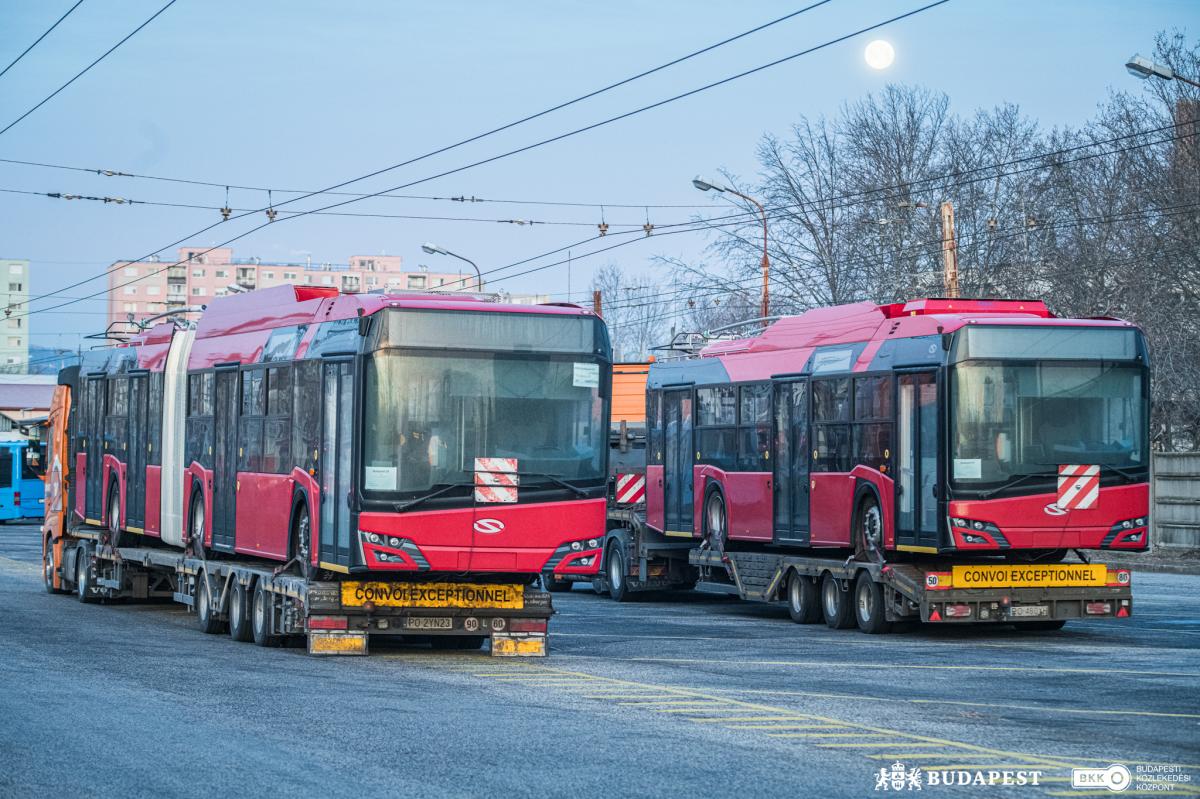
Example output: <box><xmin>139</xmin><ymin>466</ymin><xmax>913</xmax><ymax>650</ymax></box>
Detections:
<box><xmin>195</xmin><ymin>571</ymin><xmax>225</xmax><ymax>635</ymax></box>
<box><xmin>251</xmin><ymin>580</ymin><xmax>282</xmax><ymax>647</ymax></box>
<box><xmin>854</xmin><ymin>571</ymin><xmax>891</xmax><ymax>634</ymax></box>
<box><xmin>228</xmin><ymin>579</ymin><xmax>254</xmax><ymax>642</ymax></box>
<box><xmin>786</xmin><ymin>570</ymin><xmax>821</xmax><ymax>624</ymax></box>
<box><xmin>606</xmin><ymin>541</ymin><xmax>630</xmax><ymax>603</ymax></box>
<box><xmin>820</xmin><ymin>572</ymin><xmax>855</xmax><ymax>629</ymax></box>
<box><xmin>1016</xmin><ymin>620</ymin><xmax>1067</xmax><ymax>631</ymax></box>
<box><xmin>703</xmin><ymin>490</ymin><xmax>727</xmax><ymax>553</ymax></box>
<box><xmin>74</xmin><ymin>545</ymin><xmax>97</xmax><ymax>604</ymax></box>
<box><xmin>430</xmin><ymin>636</ymin><xmax>486</xmax><ymax>650</ymax></box>
<box><xmin>106</xmin><ymin>483</ymin><xmax>123</xmax><ymax>548</ymax></box>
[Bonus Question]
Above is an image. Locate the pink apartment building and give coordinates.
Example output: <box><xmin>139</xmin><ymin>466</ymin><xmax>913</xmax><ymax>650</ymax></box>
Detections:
<box><xmin>107</xmin><ymin>247</ymin><xmax>484</xmax><ymax>328</ymax></box>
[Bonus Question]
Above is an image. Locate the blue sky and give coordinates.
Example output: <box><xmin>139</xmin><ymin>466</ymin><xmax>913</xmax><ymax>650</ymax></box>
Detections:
<box><xmin>0</xmin><ymin>0</ymin><xmax>1195</xmax><ymax>349</ymax></box>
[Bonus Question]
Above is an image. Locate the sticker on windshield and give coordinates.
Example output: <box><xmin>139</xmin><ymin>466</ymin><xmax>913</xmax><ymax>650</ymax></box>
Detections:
<box><xmin>364</xmin><ymin>466</ymin><xmax>398</xmax><ymax>491</ymax></box>
<box><xmin>953</xmin><ymin>458</ymin><xmax>982</xmax><ymax>479</ymax></box>
<box><xmin>573</xmin><ymin>362</ymin><xmax>599</xmax><ymax>388</ymax></box>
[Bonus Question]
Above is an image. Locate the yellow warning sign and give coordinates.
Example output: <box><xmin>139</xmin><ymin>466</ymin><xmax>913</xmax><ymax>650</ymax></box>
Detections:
<box><xmin>950</xmin><ymin>564</ymin><xmax>1107</xmax><ymax>589</ymax></box>
<box><xmin>341</xmin><ymin>582</ymin><xmax>523</xmax><ymax>609</ymax></box>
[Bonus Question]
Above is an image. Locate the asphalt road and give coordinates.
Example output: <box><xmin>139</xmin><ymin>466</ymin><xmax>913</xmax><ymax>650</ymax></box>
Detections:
<box><xmin>2</xmin><ymin>522</ymin><xmax>1197</xmax><ymax>798</ymax></box>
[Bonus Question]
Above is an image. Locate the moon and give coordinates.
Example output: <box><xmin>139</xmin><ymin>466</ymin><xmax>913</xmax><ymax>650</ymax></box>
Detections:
<box><xmin>864</xmin><ymin>39</ymin><xmax>895</xmax><ymax>70</ymax></box>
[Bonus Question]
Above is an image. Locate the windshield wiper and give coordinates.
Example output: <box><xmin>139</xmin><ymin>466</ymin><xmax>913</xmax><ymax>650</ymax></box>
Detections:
<box><xmin>393</xmin><ymin>482</ymin><xmax>473</xmax><ymax>513</ymax></box>
<box><xmin>515</xmin><ymin>472</ymin><xmax>590</xmax><ymax>498</ymax></box>
<box><xmin>1104</xmin><ymin>464</ymin><xmax>1145</xmax><ymax>482</ymax></box>
<box><xmin>980</xmin><ymin>470</ymin><xmax>1057</xmax><ymax>499</ymax></box>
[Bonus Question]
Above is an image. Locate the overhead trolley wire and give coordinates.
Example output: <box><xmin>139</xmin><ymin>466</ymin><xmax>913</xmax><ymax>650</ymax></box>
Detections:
<box><xmin>0</xmin><ymin>0</ymin><xmax>87</xmax><ymax>80</ymax></box>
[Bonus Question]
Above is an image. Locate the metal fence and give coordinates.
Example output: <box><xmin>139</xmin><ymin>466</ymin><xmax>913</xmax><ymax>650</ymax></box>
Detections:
<box><xmin>1153</xmin><ymin>453</ymin><xmax>1200</xmax><ymax>549</ymax></box>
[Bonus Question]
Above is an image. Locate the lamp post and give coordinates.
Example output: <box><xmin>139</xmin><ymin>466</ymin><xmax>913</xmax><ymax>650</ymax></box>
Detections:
<box><xmin>693</xmin><ymin>176</ymin><xmax>771</xmax><ymax>319</ymax></box>
<box><xmin>1125</xmin><ymin>54</ymin><xmax>1200</xmax><ymax>89</ymax></box>
<box><xmin>421</xmin><ymin>243</ymin><xmax>483</xmax><ymax>290</ymax></box>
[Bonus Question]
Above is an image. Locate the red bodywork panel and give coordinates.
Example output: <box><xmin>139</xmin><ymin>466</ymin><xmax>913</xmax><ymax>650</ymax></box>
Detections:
<box><xmin>234</xmin><ymin>472</ymin><xmax>294</xmax><ymax>559</ymax></box>
<box><xmin>949</xmin><ymin>483</ymin><xmax>1149</xmax><ymax>550</ymax></box>
<box><xmin>358</xmin><ymin>498</ymin><xmax>607</xmax><ymax>574</ymax></box>
<box><xmin>694</xmin><ymin>467</ymin><xmax>773</xmax><ymax>542</ymax></box>
<box><xmin>809</xmin><ymin>473</ymin><xmax>855</xmax><ymax>546</ymax></box>
<box><xmin>145</xmin><ymin>465</ymin><xmax>162</xmax><ymax>537</ymax></box>
<box><xmin>645</xmin><ymin>465</ymin><xmax>665</xmax><ymax>530</ymax></box>
<box><xmin>74</xmin><ymin>453</ymin><xmax>86</xmax><ymax>520</ymax></box>
<box><xmin>101</xmin><ymin>454</ymin><xmax>126</xmax><ymax>526</ymax></box>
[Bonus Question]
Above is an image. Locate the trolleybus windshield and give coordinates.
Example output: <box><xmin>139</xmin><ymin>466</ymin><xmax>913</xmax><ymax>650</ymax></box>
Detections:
<box><xmin>361</xmin><ymin>309</ymin><xmax>609</xmax><ymax>497</ymax></box>
<box><xmin>948</xmin><ymin>326</ymin><xmax>1148</xmax><ymax>490</ymax></box>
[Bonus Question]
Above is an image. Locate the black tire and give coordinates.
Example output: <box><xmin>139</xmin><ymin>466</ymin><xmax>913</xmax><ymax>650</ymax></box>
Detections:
<box><xmin>251</xmin><ymin>580</ymin><xmax>282</xmax><ymax>647</ymax></box>
<box><xmin>544</xmin><ymin>573</ymin><xmax>571</xmax><ymax>592</ymax></box>
<box><xmin>854</xmin><ymin>570</ymin><xmax>892</xmax><ymax>634</ymax></box>
<box><xmin>430</xmin><ymin>636</ymin><xmax>486</xmax><ymax>650</ymax></box>
<box><xmin>786</xmin><ymin>569</ymin><xmax>821</xmax><ymax>624</ymax></box>
<box><xmin>106</xmin><ymin>483</ymin><xmax>123</xmax><ymax>549</ymax></box>
<box><xmin>855</xmin><ymin>494</ymin><xmax>883</xmax><ymax>559</ymax></box>
<box><xmin>188</xmin><ymin>488</ymin><xmax>208</xmax><ymax>560</ymax></box>
<box><xmin>195</xmin><ymin>570</ymin><xmax>225</xmax><ymax>634</ymax></box>
<box><xmin>703</xmin><ymin>489</ymin><xmax>727</xmax><ymax>554</ymax></box>
<box><xmin>606</xmin><ymin>540</ymin><xmax>630</xmax><ymax>603</ymax></box>
<box><xmin>820</xmin><ymin>572</ymin><xmax>855</xmax><ymax>629</ymax></box>
<box><xmin>75</xmin><ymin>545</ymin><xmax>97</xmax><ymax>603</ymax></box>
<box><xmin>1017</xmin><ymin>619</ymin><xmax>1067</xmax><ymax>631</ymax></box>
<box><xmin>291</xmin><ymin>499</ymin><xmax>314</xmax><ymax>578</ymax></box>
<box><xmin>228</xmin><ymin>579</ymin><xmax>254</xmax><ymax>642</ymax></box>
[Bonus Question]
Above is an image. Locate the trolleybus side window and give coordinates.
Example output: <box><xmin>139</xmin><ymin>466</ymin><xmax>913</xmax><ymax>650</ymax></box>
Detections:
<box><xmin>737</xmin><ymin>383</ymin><xmax>771</xmax><ymax>471</ymax></box>
<box><xmin>812</xmin><ymin>378</ymin><xmax>851</xmax><ymax>472</ymax></box>
<box><xmin>648</xmin><ymin>390</ymin><xmax>664</xmax><ymax>465</ymax></box>
<box><xmin>852</xmin><ymin>375</ymin><xmax>893</xmax><ymax>474</ymax></box>
<box><xmin>263</xmin><ymin>365</ymin><xmax>292</xmax><ymax>473</ymax></box>
<box><xmin>696</xmin><ymin>385</ymin><xmax>736</xmax><ymax>470</ymax></box>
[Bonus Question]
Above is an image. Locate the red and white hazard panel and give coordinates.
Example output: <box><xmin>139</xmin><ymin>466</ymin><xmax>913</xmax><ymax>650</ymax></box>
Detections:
<box><xmin>615</xmin><ymin>473</ymin><xmax>646</xmax><ymax>505</ymax></box>
<box><xmin>475</xmin><ymin>458</ymin><xmax>518</xmax><ymax>503</ymax></box>
<box><xmin>1057</xmin><ymin>464</ymin><xmax>1099</xmax><ymax>510</ymax></box>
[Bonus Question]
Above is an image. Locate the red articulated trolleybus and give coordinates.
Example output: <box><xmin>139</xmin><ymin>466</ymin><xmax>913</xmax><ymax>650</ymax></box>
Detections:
<box><xmin>598</xmin><ymin>298</ymin><xmax>1141</xmax><ymax>631</ymax></box>
<box><xmin>43</xmin><ymin>285</ymin><xmax>611</xmax><ymax>655</ymax></box>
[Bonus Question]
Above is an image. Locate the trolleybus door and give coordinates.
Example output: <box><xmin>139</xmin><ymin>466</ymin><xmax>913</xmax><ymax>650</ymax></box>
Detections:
<box><xmin>318</xmin><ymin>359</ymin><xmax>354</xmax><ymax>568</ymax></box>
<box><xmin>662</xmin><ymin>388</ymin><xmax>694</xmax><ymax>535</ymax></box>
<box><xmin>773</xmin><ymin>380</ymin><xmax>811</xmax><ymax>545</ymax></box>
<box><xmin>126</xmin><ymin>372</ymin><xmax>148</xmax><ymax>529</ymax></box>
<box><xmin>211</xmin><ymin>367</ymin><xmax>239</xmax><ymax>551</ymax></box>
<box><xmin>896</xmin><ymin>372</ymin><xmax>939</xmax><ymax>550</ymax></box>
<box><xmin>84</xmin><ymin>375</ymin><xmax>105</xmax><ymax>521</ymax></box>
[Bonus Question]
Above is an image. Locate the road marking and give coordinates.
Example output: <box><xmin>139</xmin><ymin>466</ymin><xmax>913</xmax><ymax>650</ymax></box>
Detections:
<box><xmin>767</xmin><ymin>732</ymin><xmax>892</xmax><ymax>738</ymax></box>
<box><xmin>908</xmin><ymin>698</ymin><xmax>1200</xmax><ymax>719</ymax></box>
<box><xmin>725</xmin><ymin>724</ymin><xmax>848</xmax><ymax>730</ymax></box>
<box><xmin>818</xmin><ymin>741</ymin><xmax>946</xmax><ymax>748</ymax></box>
<box><xmin>604</xmin><ymin>656</ymin><xmax>1200</xmax><ymax>678</ymax></box>
<box><xmin>688</xmin><ymin>715</ymin><xmax>813</xmax><ymax>723</ymax></box>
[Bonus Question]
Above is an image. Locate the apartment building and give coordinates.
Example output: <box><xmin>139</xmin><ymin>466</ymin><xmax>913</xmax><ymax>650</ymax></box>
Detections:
<box><xmin>0</xmin><ymin>259</ymin><xmax>30</xmax><ymax>370</ymax></box>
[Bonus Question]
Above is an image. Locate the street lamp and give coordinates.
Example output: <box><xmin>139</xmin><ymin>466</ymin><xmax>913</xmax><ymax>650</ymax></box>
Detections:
<box><xmin>693</xmin><ymin>176</ymin><xmax>771</xmax><ymax>319</ymax></box>
<box><xmin>421</xmin><ymin>242</ymin><xmax>483</xmax><ymax>290</ymax></box>
<box><xmin>1125</xmin><ymin>53</ymin><xmax>1200</xmax><ymax>89</ymax></box>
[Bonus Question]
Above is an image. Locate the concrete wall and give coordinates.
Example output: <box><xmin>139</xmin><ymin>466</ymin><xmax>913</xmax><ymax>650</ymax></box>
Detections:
<box><xmin>1153</xmin><ymin>452</ymin><xmax>1200</xmax><ymax>549</ymax></box>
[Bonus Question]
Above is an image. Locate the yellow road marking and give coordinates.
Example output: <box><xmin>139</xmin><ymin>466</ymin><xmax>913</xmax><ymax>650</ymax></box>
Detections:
<box><xmin>868</xmin><ymin>753</ymin><xmax>1033</xmax><ymax>761</ymax></box>
<box><xmin>909</xmin><ymin>698</ymin><xmax>1200</xmax><ymax>720</ymax></box>
<box><xmin>726</xmin><ymin>724</ymin><xmax>848</xmax><ymax>730</ymax></box>
<box><xmin>618</xmin><ymin>656</ymin><xmax>1199</xmax><ymax>678</ymax></box>
<box><xmin>818</xmin><ymin>742</ymin><xmax>946</xmax><ymax>748</ymax></box>
<box><xmin>768</xmin><ymin>732</ymin><xmax>893</xmax><ymax>739</ymax></box>
<box><xmin>688</xmin><ymin>716</ymin><xmax>813</xmax><ymax>724</ymax></box>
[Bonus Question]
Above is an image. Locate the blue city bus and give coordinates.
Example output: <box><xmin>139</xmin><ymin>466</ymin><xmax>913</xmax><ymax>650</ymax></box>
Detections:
<box><xmin>0</xmin><ymin>439</ymin><xmax>45</xmax><ymax>522</ymax></box>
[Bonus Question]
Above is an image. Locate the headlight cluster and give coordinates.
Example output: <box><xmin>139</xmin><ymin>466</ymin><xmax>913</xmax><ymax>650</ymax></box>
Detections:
<box><xmin>949</xmin><ymin>517</ymin><xmax>1000</xmax><ymax>545</ymax></box>
<box><xmin>363</xmin><ymin>532</ymin><xmax>403</xmax><ymax>548</ymax></box>
<box><xmin>569</xmin><ymin>538</ymin><xmax>601</xmax><ymax>552</ymax></box>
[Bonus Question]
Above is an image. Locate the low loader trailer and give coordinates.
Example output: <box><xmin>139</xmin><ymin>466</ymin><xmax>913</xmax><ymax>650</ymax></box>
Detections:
<box><xmin>690</xmin><ymin>547</ymin><xmax>1134</xmax><ymax>633</ymax></box>
<box><xmin>49</xmin><ymin>528</ymin><xmax>553</xmax><ymax>657</ymax></box>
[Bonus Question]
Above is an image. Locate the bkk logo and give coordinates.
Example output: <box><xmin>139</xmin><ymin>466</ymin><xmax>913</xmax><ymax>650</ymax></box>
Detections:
<box><xmin>472</xmin><ymin>518</ymin><xmax>505</xmax><ymax>534</ymax></box>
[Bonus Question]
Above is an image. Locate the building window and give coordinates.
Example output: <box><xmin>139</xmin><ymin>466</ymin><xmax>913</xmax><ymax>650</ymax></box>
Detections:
<box><xmin>187</xmin><ymin>251</ymin><xmax>204</xmax><ymax>264</ymax></box>
<box><xmin>123</xmin><ymin>302</ymin><xmax>136</xmax><ymax>312</ymax></box>
<box><xmin>283</xmin><ymin>271</ymin><xmax>297</xmax><ymax>280</ymax></box>
<box><xmin>407</xmin><ymin>275</ymin><xmax>427</xmax><ymax>289</ymax></box>
<box><xmin>215</xmin><ymin>269</ymin><xmax>227</xmax><ymax>278</ymax></box>
<box><xmin>192</xmin><ymin>287</ymin><xmax>206</xmax><ymax>296</ymax></box>
<box><xmin>123</xmin><ymin>287</ymin><xmax>137</xmax><ymax>295</ymax></box>
<box><xmin>192</xmin><ymin>269</ymin><xmax>205</xmax><ymax>278</ymax></box>
<box><xmin>123</xmin><ymin>267</ymin><xmax>138</xmax><ymax>276</ymax></box>
<box><xmin>147</xmin><ymin>286</ymin><xmax>160</xmax><ymax>295</ymax></box>
<box><xmin>263</xmin><ymin>271</ymin><xmax>274</xmax><ymax>279</ymax></box>
<box><xmin>321</xmin><ymin>276</ymin><xmax>333</xmax><ymax>286</ymax></box>
<box><xmin>8</xmin><ymin>337</ymin><xmax>21</xmax><ymax>347</ymax></box>
<box><xmin>8</xmin><ymin>264</ymin><xmax>22</xmax><ymax>275</ymax></box>
<box><xmin>366</xmin><ymin>277</ymin><xmax>377</xmax><ymax>287</ymax></box>
<box><xmin>7</xmin><ymin>318</ymin><xmax>20</xmax><ymax>328</ymax></box>
<box><xmin>436</xmin><ymin>278</ymin><xmax>446</xmax><ymax>286</ymax></box>
<box><xmin>7</xmin><ymin>283</ymin><xmax>21</xmax><ymax>292</ymax></box>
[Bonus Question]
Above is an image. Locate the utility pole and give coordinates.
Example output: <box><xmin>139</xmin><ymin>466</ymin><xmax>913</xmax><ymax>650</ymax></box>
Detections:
<box><xmin>593</xmin><ymin>290</ymin><xmax>602</xmax><ymax>317</ymax></box>
<box><xmin>940</xmin><ymin>201</ymin><xmax>960</xmax><ymax>299</ymax></box>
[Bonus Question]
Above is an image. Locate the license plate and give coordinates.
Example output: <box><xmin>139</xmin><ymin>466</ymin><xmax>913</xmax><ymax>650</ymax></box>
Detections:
<box><xmin>1009</xmin><ymin>605</ymin><xmax>1049</xmax><ymax>618</ymax></box>
<box><xmin>403</xmin><ymin>617</ymin><xmax>453</xmax><ymax>630</ymax></box>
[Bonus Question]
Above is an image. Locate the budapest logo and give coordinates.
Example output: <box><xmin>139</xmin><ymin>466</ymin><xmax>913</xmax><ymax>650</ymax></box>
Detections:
<box><xmin>473</xmin><ymin>518</ymin><xmax>505</xmax><ymax>534</ymax></box>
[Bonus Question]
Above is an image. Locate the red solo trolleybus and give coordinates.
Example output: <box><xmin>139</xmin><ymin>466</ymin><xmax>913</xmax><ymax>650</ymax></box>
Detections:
<box><xmin>608</xmin><ymin>298</ymin><xmax>1139</xmax><ymax>629</ymax></box>
<box><xmin>43</xmin><ymin>285</ymin><xmax>611</xmax><ymax>654</ymax></box>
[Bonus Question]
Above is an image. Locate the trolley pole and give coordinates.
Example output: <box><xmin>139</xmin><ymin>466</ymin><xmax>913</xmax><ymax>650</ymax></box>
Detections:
<box><xmin>940</xmin><ymin>201</ymin><xmax>960</xmax><ymax>299</ymax></box>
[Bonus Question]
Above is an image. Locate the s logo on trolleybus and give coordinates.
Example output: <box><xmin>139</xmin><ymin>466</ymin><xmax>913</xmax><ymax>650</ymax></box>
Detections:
<box><xmin>1043</xmin><ymin>503</ymin><xmax>1068</xmax><ymax>517</ymax></box>
<box><xmin>473</xmin><ymin>518</ymin><xmax>505</xmax><ymax>534</ymax></box>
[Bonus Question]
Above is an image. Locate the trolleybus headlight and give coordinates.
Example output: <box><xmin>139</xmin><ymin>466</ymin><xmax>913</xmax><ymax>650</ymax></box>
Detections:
<box><xmin>366</xmin><ymin>533</ymin><xmax>381</xmax><ymax>544</ymax></box>
<box><xmin>388</xmin><ymin>537</ymin><xmax>401</xmax><ymax>548</ymax></box>
<box><xmin>1135</xmin><ymin>517</ymin><xmax>1146</xmax><ymax>527</ymax></box>
<box><xmin>570</xmin><ymin>541</ymin><xmax>583</xmax><ymax>551</ymax></box>
<box><xmin>971</xmin><ymin>520</ymin><xmax>985</xmax><ymax>531</ymax></box>
<box><xmin>951</xmin><ymin>518</ymin><xmax>968</xmax><ymax>528</ymax></box>
<box><xmin>587</xmin><ymin>538</ymin><xmax>599</xmax><ymax>549</ymax></box>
